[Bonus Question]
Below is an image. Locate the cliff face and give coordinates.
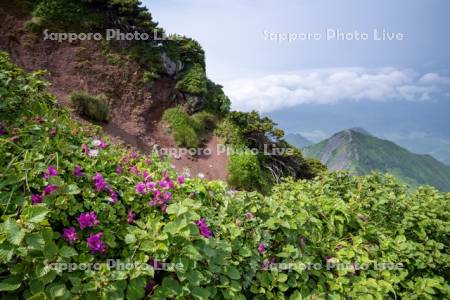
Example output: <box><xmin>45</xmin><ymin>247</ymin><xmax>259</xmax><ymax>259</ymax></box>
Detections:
<box><xmin>1</xmin><ymin>5</ymin><xmax>173</xmax><ymax>141</ymax></box>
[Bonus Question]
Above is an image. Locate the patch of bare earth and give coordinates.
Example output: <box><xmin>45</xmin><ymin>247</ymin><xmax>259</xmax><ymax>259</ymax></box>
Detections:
<box><xmin>0</xmin><ymin>5</ymin><xmax>228</xmax><ymax>181</ymax></box>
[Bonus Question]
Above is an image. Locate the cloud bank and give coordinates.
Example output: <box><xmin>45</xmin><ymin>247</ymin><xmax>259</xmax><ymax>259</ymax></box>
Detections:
<box><xmin>223</xmin><ymin>68</ymin><xmax>450</xmax><ymax>112</ymax></box>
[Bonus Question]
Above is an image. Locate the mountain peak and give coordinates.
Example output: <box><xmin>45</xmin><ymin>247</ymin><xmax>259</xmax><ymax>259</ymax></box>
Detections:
<box><xmin>304</xmin><ymin>128</ymin><xmax>450</xmax><ymax>191</ymax></box>
<box><xmin>347</xmin><ymin>127</ymin><xmax>372</xmax><ymax>136</ymax></box>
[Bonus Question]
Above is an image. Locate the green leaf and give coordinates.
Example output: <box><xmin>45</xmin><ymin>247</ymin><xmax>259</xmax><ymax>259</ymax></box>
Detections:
<box><xmin>126</xmin><ymin>277</ymin><xmax>147</xmax><ymax>300</ymax></box>
<box><xmin>225</xmin><ymin>267</ymin><xmax>241</xmax><ymax>280</ymax></box>
<box><xmin>289</xmin><ymin>291</ymin><xmax>303</xmax><ymax>300</ymax></box>
<box><xmin>22</xmin><ymin>205</ymin><xmax>50</xmax><ymax>223</ymax></box>
<box><xmin>60</xmin><ymin>246</ymin><xmax>77</xmax><ymax>258</ymax></box>
<box><xmin>5</xmin><ymin>220</ymin><xmax>26</xmax><ymax>246</ymax></box>
<box><xmin>0</xmin><ymin>276</ymin><xmax>22</xmax><ymax>291</ymax></box>
<box><xmin>160</xmin><ymin>277</ymin><xmax>181</xmax><ymax>296</ymax></box>
<box><xmin>26</xmin><ymin>233</ymin><xmax>45</xmax><ymax>251</ymax></box>
<box><xmin>192</xmin><ymin>286</ymin><xmax>211</xmax><ymax>299</ymax></box>
<box><xmin>64</xmin><ymin>184</ymin><xmax>81</xmax><ymax>195</ymax></box>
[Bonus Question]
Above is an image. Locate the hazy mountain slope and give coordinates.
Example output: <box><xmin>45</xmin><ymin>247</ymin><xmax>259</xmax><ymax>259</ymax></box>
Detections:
<box><xmin>304</xmin><ymin>129</ymin><xmax>450</xmax><ymax>191</ymax></box>
<box><xmin>285</xmin><ymin>133</ymin><xmax>313</xmax><ymax>148</ymax></box>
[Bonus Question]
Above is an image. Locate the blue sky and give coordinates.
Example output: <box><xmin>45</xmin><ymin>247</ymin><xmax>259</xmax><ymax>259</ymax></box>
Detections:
<box><xmin>145</xmin><ymin>0</ymin><xmax>450</xmax><ymax>164</ymax></box>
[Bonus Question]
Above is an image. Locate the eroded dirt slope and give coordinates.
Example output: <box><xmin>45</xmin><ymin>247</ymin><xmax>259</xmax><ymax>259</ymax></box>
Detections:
<box><xmin>0</xmin><ymin>5</ymin><xmax>228</xmax><ymax>180</ymax></box>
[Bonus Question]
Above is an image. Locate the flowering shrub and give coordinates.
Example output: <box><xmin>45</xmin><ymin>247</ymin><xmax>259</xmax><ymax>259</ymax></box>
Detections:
<box><xmin>1</xmin><ymin>53</ymin><xmax>449</xmax><ymax>299</ymax></box>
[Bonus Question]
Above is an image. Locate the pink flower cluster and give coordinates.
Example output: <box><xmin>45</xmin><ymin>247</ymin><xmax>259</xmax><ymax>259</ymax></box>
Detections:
<box><xmin>63</xmin><ymin>211</ymin><xmax>106</xmax><ymax>254</ymax></box>
<box><xmin>31</xmin><ymin>165</ymin><xmax>60</xmax><ymax>205</ymax></box>
<box><xmin>196</xmin><ymin>218</ymin><xmax>213</xmax><ymax>239</ymax></box>
<box><xmin>87</xmin><ymin>232</ymin><xmax>107</xmax><ymax>254</ymax></box>
<box><xmin>92</xmin><ymin>172</ymin><xmax>118</xmax><ymax>203</ymax></box>
<box><xmin>77</xmin><ymin>211</ymin><xmax>100</xmax><ymax>230</ymax></box>
<box><xmin>43</xmin><ymin>165</ymin><xmax>58</xmax><ymax>180</ymax></box>
<box><xmin>63</xmin><ymin>227</ymin><xmax>77</xmax><ymax>243</ymax></box>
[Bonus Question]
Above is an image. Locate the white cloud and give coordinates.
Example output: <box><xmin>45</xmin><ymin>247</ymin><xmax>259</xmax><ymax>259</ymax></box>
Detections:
<box><xmin>223</xmin><ymin>68</ymin><xmax>450</xmax><ymax>112</ymax></box>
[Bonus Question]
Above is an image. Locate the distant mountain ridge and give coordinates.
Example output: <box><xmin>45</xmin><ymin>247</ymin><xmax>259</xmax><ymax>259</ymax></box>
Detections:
<box><xmin>285</xmin><ymin>133</ymin><xmax>313</xmax><ymax>148</ymax></box>
<box><xmin>304</xmin><ymin>128</ymin><xmax>450</xmax><ymax>191</ymax></box>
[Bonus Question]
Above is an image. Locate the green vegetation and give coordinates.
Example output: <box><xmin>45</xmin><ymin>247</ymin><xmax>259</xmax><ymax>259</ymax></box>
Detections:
<box><xmin>162</xmin><ymin>107</ymin><xmax>216</xmax><ymax>148</ymax></box>
<box><xmin>217</xmin><ymin>111</ymin><xmax>317</xmax><ymax>191</ymax></box>
<box><xmin>304</xmin><ymin>128</ymin><xmax>450</xmax><ymax>191</ymax></box>
<box><xmin>175</xmin><ymin>63</ymin><xmax>208</xmax><ymax>95</ymax></box>
<box><xmin>27</xmin><ymin>0</ymin><xmax>103</xmax><ymax>30</ymax></box>
<box><xmin>1</xmin><ymin>52</ymin><xmax>449</xmax><ymax>299</ymax></box>
<box><xmin>228</xmin><ymin>151</ymin><xmax>270</xmax><ymax>193</ymax></box>
<box><xmin>70</xmin><ymin>91</ymin><xmax>109</xmax><ymax>122</ymax></box>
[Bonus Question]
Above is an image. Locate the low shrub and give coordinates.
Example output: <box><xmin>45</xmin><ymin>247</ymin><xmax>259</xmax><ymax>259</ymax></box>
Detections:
<box><xmin>191</xmin><ymin>111</ymin><xmax>217</xmax><ymax>130</ymax></box>
<box><xmin>31</xmin><ymin>0</ymin><xmax>103</xmax><ymax>30</ymax></box>
<box><xmin>162</xmin><ymin>107</ymin><xmax>201</xmax><ymax>148</ymax></box>
<box><xmin>175</xmin><ymin>63</ymin><xmax>208</xmax><ymax>96</ymax></box>
<box><xmin>228</xmin><ymin>150</ymin><xmax>270</xmax><ymax>193</ymax></box>
<box><xmin>70</xmin><ymin>91</ymin><xmax>109</xmax><ymax>122</ymax></box>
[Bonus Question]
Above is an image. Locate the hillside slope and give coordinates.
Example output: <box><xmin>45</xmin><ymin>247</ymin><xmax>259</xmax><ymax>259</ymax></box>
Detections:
<box><xmin>304</xmin><ymin>128</ymin><xmax>450</xmax><ymax>191</ymax></box>
<box><xmin>1</xmin><ymin>53</ymin><xmax>449</xmax><ymax>299</ymax></box>
<box><xmin>284</xmin><ymin>133</ymin><xmax>312</xmax><ymax>148</ymax></box>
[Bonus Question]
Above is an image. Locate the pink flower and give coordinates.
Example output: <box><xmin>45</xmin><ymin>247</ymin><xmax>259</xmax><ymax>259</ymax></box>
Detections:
<box><xmin>87</xmin><ymin>232</ymin><xmax>106</xmax><ymax>254</ymax></box>
<box><xmin>143</xmin><ymin>171</ymin><xmax>151</xmax><ymax>182</ymax></box>
<box><xmin>127</xmin><ymin>210</ymin><xmax>136</xmax><ymax>224</ymax></box>
<box><xmin>164</xmin><ymin>191</ymin><xmax>172</xmax><ymax>201</ymax></box>
<box><xmin>92</xmin><ymin>173</ymin><xmax>107</xmax><ymax>192</ymax></box>
<box><xmin>49</xmin><ymin>127</ymin><xmax>57</xmax><ymax>137</ymax></box>
<box><xmin>98</xmin><ymin>140</ymin><xmax>107</xmax><ymax>149</ymax></box>
<box><xmin>196</xmin><ymin>218</ymin><xmax>213</xmax><ymax>239</ymax></box>
<box><xmin>82</xmin><ymin>144</ymin><xmax>90</xmax><ymax>156</ymax></box>
<box><xmin>109</xmin><ymin>188</ymin><xmax>118</xmax><ymax>203</ymax></box>
<box><xmin>245</xmin><ymin>212</ymin><xmax>254</xmax><ymax>219</ymax></box>
<box><xmin>130</xmin><ymin>165</ymin><xmax>139</xmax><ymax>175</ymax></box>
<box><xmin>116</xmin><ymin>164</ymin><xmax>123</xmax><ymax>175</ymax></box>
<box><xmin>43</xmin><ymin>165</ymin><xmax>58</xmax><ymax>180</ymax></box>
<box><xmin>135</xmin><ymin>182</ymin><xmax>146</xmax><ymax>194</ymax></box>
<box><xmin>129</xmin><ymin>151</ymin><xmax>138</xmax><ymax>159</ymax></box>
<box><xmin>258</xmin><ymin>243</ymin><xmax>267</xmax><ymax>254</ymax></box>
<box><xmin>145</xmin><ymin>181</ymin><xmax>156</xmax><ymax>191</ymax></box>
<box><xmin>145</xmin><ymin>159</ymin><xmax>152</xmax><ymax>165</ymax></box>
<box><xmin>177</xmin><ymin>175</ymin><xmax>185</xmax><ymax>185</ymax></box>
<box><xmin>74</xmin><ymin>166</ymin><xmax>84</xmax><ymax>177</ymax></box>
<box><xmin>34</xmin><ymin>116</ymin><xmax>45</xmax><ymax>124</ymax></box>
<box><xmin>31</xmin><ymin>194</ymin><xmax>43</xmax><ymax>205</ymax></box>
<box><xmin>159</xmin><ymin>180</ymin><xmax>168</xmax><ymax>189</ymax></box>
<box><xmin>78</xmin><ymin>211</ymin><xmax>100</xmax><ymax>230</ymax></box>
<box><xmin>43</xmin><ymin>184</ymin><xmax>58</xmax><ymax>196</ymax></box>
<box><xmin>63</xmin><ymin>227</ymin><xmax>78</xmax><ymax>243</ymax></box>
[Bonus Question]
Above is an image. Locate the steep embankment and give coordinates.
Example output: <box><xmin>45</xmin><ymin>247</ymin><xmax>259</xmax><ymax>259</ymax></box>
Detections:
<box><xmin>0</xmin><ymin>2</ymin><xmax>228</xmax><ymax>180</ymax></box>
<box><xmin>304</xmin><ymin>128</ymin><xmax>450</xmax><ymax>191</ymax></box>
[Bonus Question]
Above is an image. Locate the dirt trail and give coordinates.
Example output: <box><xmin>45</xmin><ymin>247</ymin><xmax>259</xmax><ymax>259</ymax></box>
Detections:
<box><xmin>0</xmin><ymin>4</ymin><xmax>229</xmax><ymax>181</ymax></box>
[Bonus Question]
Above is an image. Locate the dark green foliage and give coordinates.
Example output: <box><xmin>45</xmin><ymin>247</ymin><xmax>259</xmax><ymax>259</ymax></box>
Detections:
<box><xmin>305</xmin><ymin>157</ymin><xmax>327</xmax><ymax>175</ymax></box>
<box><xmin>204</xmin><ymin>79</ymin><xmax>231</xmax><ymax>115</ymax></box>
<box><xmin>70</xmin><ymin>91</ymin><xmax>109</xmax><ymax>122</ymax></box>
<box><xmin>228</xmin><ymin>151</ymin><xmax>270</xmax><ymax>193</ymax></box>
<box><xmin>30</xmin><ymin>0</ymin><xmax>103</xmax><ymax>30</ymax></box>
<box><xmin>175</xmin><ymin>63</ymin><xmax>208</xmax><ymax>96</ymax></box>
<box><xmin>162</xmin><ymin>107</ymin><xmax>202</xmax><ymax>148</ymax></box>
<box><xmin>191</xmin><ymin>110</ymin><xmax>217</xmax><ymax>131</ymax></box>
<box><xmin>126</xmin><ymin>42</ymin><xmax>163</xmax><ymax>73</ymax></box>
<box><xmin>164</xmin><ymin>38</ymin><xmax>205</xmax><ymax>68</ymax></box>
<box><xmin>217</xmin><ymin>111</ymin><xmax>316</xmax><ymax>190</ymax></box>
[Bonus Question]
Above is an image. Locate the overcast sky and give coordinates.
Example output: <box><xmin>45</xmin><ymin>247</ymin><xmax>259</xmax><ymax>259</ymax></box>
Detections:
<box><xmin>145</xmin><ymin>0</ymin><xmax>450</xmax><ymax>163</ymax></box>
